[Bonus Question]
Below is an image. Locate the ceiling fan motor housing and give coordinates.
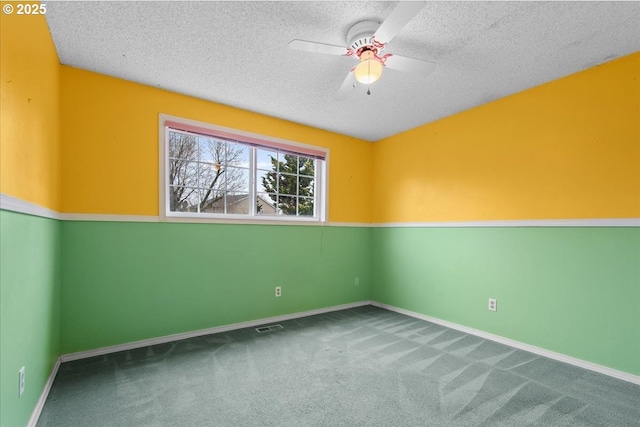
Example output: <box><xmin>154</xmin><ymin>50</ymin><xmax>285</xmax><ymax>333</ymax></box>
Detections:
<box><xmin>346</xmin><ymin>20</ymin><xmax>385</xmax><ymax>57</ymax></box>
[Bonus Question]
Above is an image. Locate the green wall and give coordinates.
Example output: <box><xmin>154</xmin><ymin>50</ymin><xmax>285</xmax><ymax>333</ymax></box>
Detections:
<box><xmin>0</xmin><ymin>211</ymin><xmax>61</xmax><ymax>427</ymax></box>
<box><xmin>60</xmin><ymin>221</ymin><xmax>372</xmax><ymax>354</ymax></box>
<box><xmin>371</xmin><ymin>226</ymin><xmax>640</xmax><ymax>375</ymax></box>
<box><xmin>2</xmin><ymin>212</ymin><xmax>639</xmax><ymax>427</ymax></box>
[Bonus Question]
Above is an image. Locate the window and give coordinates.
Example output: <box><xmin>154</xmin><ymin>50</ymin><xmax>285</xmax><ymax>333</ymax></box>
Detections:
<box><xmin>160</xmin><ymin>115</ymin><xmax>327</xmax><ymax>221</ymax></box>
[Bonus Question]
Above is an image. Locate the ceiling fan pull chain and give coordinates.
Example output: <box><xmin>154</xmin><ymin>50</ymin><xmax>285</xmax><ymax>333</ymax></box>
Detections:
<box><xmin>366</xmin><ymin>59</ymin><xmax>372</xmax><ymax>95</ymax></box>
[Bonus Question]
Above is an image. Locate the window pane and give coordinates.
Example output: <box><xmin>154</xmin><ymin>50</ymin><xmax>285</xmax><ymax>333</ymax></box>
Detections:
<box><xmin>169</xmin><ymin>132</ymin><xmax>197</xmax><ymax>160</ymax></box>
<box><xmin>200</xmin><ymin>189</ymin><xmax>225</xmax><ymax>213</ymax></box>
<box><xmin>278</xmin><ymin>173</ymin><xmax>297</xmax><ymax>196</ymax></box>
<box><xmin>257</xmin><ymin>148</ymin><xmax>278</xmax><ymax>172</ymax></box>
<box><xmin>169</xmin><ymin>160</ymin><xmax>198</xmax><ymax>188</ymax></box>
<box><xmin>279</xmin><ymin>154</ymin><xmax>298</xmax><ymax>175</ymax></box>
<box><xmin>225</xmin><ymin>167</ymin><xmax>249</xmax><ymax>193</ymax></box>
<box><xmin>198</xmin><ymin>161</ymin><xmax>224</xmax><ymax>191</ymax></box>
<box><xmin>226</xmin><ymin>192</ymin><xmax>250</xmax><ymax>215</ymax></box>
<box><xmin>199</xmin><ymin>137</ymin><xmax>225</xmax><ymax>165</ymax></box>
<box><xmin>256</xmin><ymin>193</ymin><xmax>277</xmax><ymax>215</ymax></box>
<box><xmin>298</xmin><ymin>157</ymin><xmax>315</xmax><ymax>176</ymax></box>
<box><xmin>226</xmin><ymin>142</ymin><xmax>249</xmax><ymax>168</ymax></box>
<box><xmin>277</xmin><ymin>195</ymin><xmax>297</xmax><ymax>216</ymax></box>
<box><xmin>255</xmin><ymin>152</ymin><xmax>316</xmax><ymax>217</ymax></box>
<box><xmin>170</xmin><ymin>187</ymin><xmax>199</xmax><ymax>212</ymax></box>
<box><xmin>257</xmin><ymin>168</ymin><xmax>275</xmax><ymax>194</ymax></box>
<box><xmin>298</xmin><ymin>176</ymin><xmax>314</xmax><ymax>197</ymax></box>
<box><xmin>299</xmin><ymin>197</ymin><xmax>314</xmax><ymax>217</ymax></box>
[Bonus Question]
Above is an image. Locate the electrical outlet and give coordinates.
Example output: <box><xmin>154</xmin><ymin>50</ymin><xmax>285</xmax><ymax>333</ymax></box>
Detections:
<box><xmin>275</xmin><ymin>286</ymin><xmax>281</xmax><ymax>297</ymax></box>
<box><xmin>354</xmin><ymin>277</ymin><xmax>360</xmax><ymax>286</ymax></box>
<box><xmin>488</xmin><ymin>298</ymin><xmax>497</xmax><ymax>312</ymax></box>
<box><xmin>18</xmin><ymin>367</ymin><xmax>25</xmax><ymax>397</ymax></box>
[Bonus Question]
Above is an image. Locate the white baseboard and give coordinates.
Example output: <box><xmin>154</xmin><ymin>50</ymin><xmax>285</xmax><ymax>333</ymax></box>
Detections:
<box><xmin>60</xmin><ymin>301</ymin><xmax>372</xmax><ymax>362</ymax></box>
<box><xmin>370</xmin><ymin>301</ymin><xmax>640</xmax><ymax>385</ymax></box>
<box><xmin>28</xmin><ymin>357</ymin><xmax>61</xmax><ymax>427</ymax></box>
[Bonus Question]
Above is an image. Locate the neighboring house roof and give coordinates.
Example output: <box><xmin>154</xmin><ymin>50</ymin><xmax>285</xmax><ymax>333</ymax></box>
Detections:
<box><xmin>199</xmin><ymin>194</ymin><xmax>277</xmax><ymax>215</ymax></box>
<box><xmin>255</xmin><ymin>195</ymin><xmax>277</xmax><ymax>215</ymax></box>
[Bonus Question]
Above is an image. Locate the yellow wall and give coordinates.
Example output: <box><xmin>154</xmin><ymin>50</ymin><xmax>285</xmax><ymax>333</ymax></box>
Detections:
<box><xmin>4</xmin><ymin>9</ymin><xmax>636</xmax><ymax>226</ymax></box>
<box><xmin>0</xmin><ymin>4</ymin><xmax>61</xmax><ymax>210</ymax></box>
<box><xmin>373</xmin><ymin>52</ymin><xmax>640</xmax><ymax>223</ymax></box>
<box><xmin>60</xmin><ymin>67</ymin><xmax>373</xmax><ymax>223</ymax></box>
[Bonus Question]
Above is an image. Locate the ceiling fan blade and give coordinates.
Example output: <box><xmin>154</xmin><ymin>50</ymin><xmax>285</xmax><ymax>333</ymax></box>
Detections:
<box><xmin>337</xmin><ymin>70</ymin><xmax>356</xmax><ymax>99</ymax></box>
<box><xmin>384</xmin><ymin>54</ymin><xmax>435</xmax><ymax>76</ymax></box>
<box><xmin>288</xmin><ymin>39</ymin><xmax>349</xmax><ymax>56</ymax></box>
<box><xmin>373</xmin><ymin>1</ymin><xmax>426</xmax><ymax>44</ymax></box>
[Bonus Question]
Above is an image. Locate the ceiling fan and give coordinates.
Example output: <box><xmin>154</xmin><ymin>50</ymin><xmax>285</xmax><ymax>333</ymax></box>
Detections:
<box><xmin>288</xmin><ymin>1</ymin><xmax>435</xmax><ymax>97</ymax></box>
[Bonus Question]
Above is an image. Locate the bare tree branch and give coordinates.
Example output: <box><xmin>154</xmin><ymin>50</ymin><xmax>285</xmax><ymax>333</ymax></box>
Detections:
<box><xmin>168</xmin><ymin>131</ymin><xmax>248</xmax><ymax>212</ymax></box>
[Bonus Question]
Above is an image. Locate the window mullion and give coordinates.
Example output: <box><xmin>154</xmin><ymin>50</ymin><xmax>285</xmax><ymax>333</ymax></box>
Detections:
<box><xmin>223</xmin><ymin>142</ymin><xmax>227</xmax><ymax>215</ymax></box>
<box><xmin>315</xmin><ymin>159</ymin><xmax>320</xmax><ymax>219</ymax></box>
<box><xmin>249</xmin><ymin>147</ymin><xmax>256</xmax><ymax>216</ymax></box>
<box><xmin>196</xmin><ymin>137</ymin><xmax>201</xmax><ymax>214</ymax></box>
<box><xmin>276</xmin><ymin>152</ymin><xmax>280</xmax><ymax>215</ymax></box>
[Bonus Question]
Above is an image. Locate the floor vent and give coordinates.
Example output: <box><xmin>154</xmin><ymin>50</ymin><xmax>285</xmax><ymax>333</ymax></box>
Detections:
<box><xmin>255</xmin><ymin>324</ymin><xmax>284</xmax><ymax>333</ymax></box>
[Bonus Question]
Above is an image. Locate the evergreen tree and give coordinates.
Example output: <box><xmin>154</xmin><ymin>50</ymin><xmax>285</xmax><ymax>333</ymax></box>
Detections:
<box><xmin>261</xmin><ymin>154</ymin><xmax>314</xmax><ymax>215</ymax></box>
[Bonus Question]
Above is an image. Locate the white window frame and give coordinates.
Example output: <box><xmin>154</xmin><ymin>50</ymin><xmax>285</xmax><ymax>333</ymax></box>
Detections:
<box><xmin>159</xmin><ymin>114</ymin><xmax>328</xmax><ymax>223</ymax></box>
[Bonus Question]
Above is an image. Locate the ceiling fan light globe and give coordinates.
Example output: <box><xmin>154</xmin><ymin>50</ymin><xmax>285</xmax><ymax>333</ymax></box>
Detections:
<box><xmin>355</xmin><ymin>58</ymin><xmax>383</xmax><ymax>84</ymax></box>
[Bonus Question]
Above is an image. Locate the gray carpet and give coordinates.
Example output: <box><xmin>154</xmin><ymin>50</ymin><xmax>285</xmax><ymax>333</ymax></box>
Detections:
<box><xmin>37</xmin><ymin>306</ymin><xmax>640</xmax><ymax>426</ymax></box>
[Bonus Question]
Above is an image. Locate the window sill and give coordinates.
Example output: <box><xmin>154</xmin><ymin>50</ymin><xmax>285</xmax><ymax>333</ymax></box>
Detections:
<box><xmin>161</xmin><ymin>212</ymin><xmax>325</xmax><ymax>226</ymax></box>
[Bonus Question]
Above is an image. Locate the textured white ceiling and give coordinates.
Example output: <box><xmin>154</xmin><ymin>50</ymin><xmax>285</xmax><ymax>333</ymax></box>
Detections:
<box><xmin>45</xmin><ymin>1</ymin><xmax>640</xmax><ymax>141</ymax></box>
